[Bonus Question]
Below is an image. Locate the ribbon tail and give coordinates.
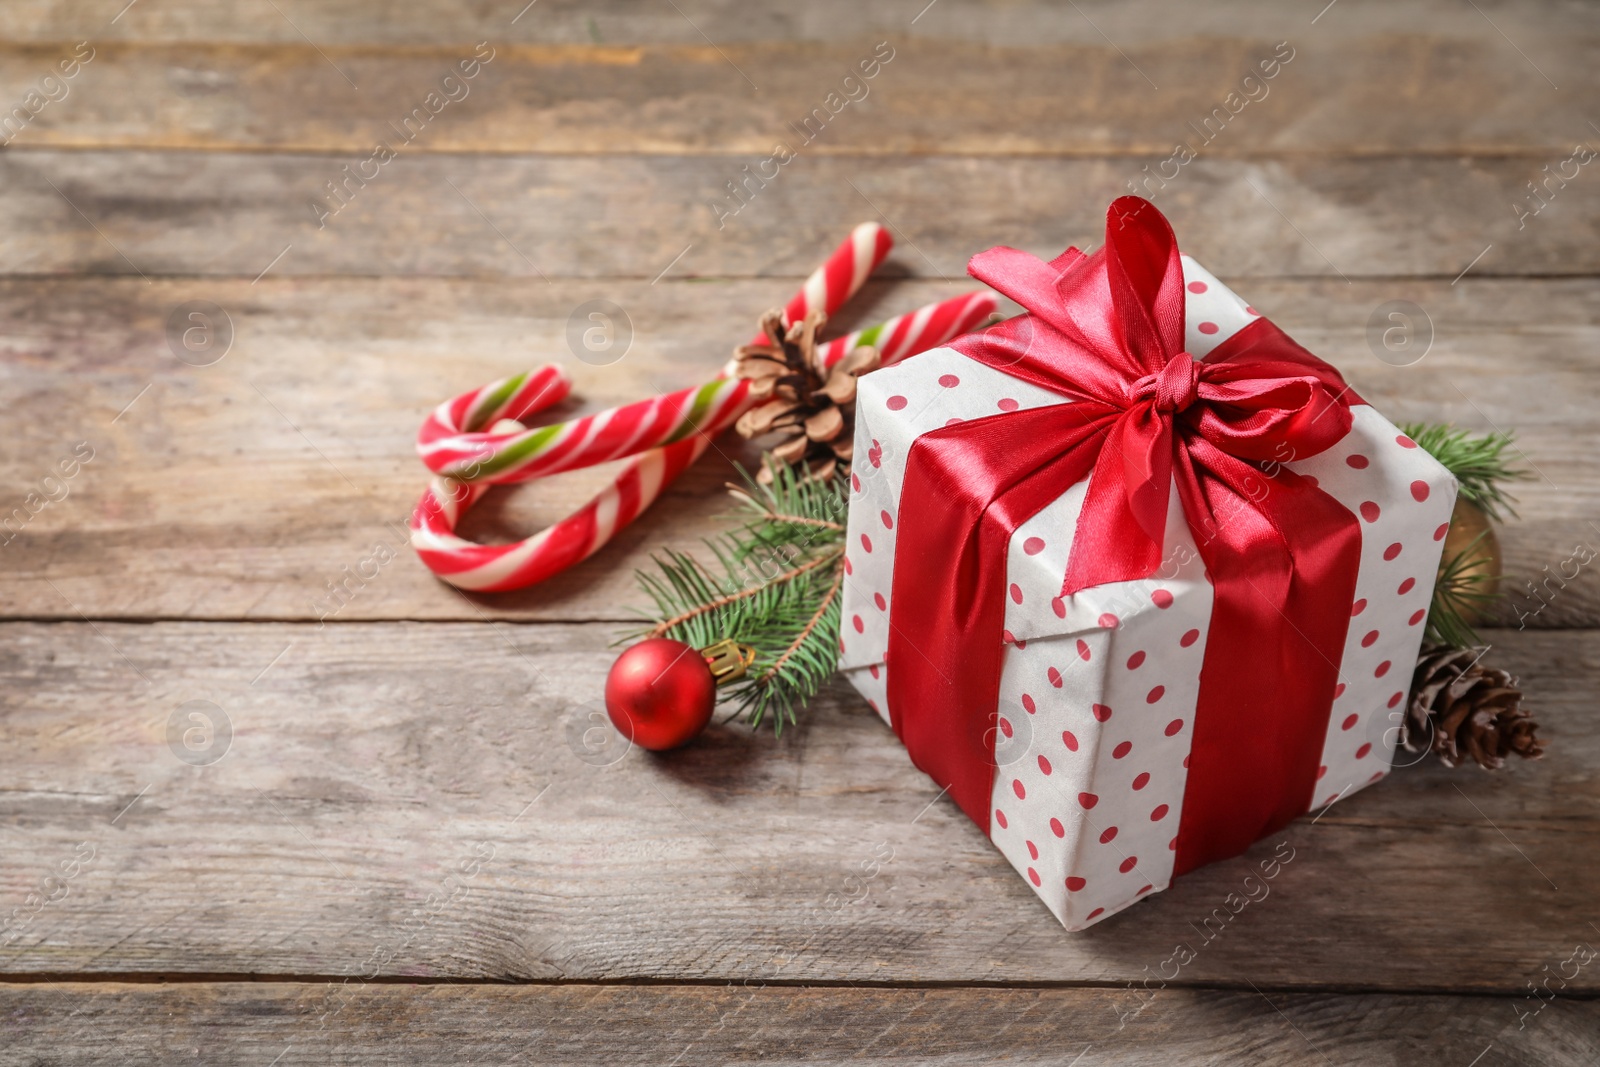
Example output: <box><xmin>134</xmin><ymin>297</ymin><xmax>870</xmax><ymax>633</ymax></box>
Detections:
<box><xmin>1169</xmin><ymin>440</ymin><xmax>1362</xmax><ymax>873</ymax></box>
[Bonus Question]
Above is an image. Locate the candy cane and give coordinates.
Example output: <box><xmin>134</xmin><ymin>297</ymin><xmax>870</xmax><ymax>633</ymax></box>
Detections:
<box><xmin>411</xmin><ymin>226</ymin><xmax>996</xmax><ymax>593</ymax></box>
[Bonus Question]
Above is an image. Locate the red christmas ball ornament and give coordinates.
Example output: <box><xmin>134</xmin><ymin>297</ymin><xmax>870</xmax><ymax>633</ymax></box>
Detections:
<box><xmin>605</xmin><ymin>637</ymin><xmax>757</xmax><ymax>750</ymax></box>
<box><xmin>604</xmin><ymin>639</ymin><xmax>713</xmax><ymax>750</ymax></box>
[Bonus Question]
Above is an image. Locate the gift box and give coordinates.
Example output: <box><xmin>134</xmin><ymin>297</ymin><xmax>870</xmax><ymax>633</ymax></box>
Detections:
<box><xmin>838</xmin><ymin>198</ymin><xmax>1457</xmax><ymax>930</ymax></box>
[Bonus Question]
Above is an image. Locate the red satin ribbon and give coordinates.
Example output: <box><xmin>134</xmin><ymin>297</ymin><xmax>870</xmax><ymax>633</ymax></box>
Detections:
<box><xmin>885</xmin><ymin>197</ymin><xmax>1364</xmax><ymax>875</ymax></box>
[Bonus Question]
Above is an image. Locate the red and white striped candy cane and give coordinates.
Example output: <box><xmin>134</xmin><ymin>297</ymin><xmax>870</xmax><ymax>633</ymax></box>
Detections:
<box><xmin>411</xmin><ymin>225</ymin><xmax>996</xmax><ymax>592</ymax></box>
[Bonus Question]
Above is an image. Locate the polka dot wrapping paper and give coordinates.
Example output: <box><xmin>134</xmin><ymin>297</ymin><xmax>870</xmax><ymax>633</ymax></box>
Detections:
<box><xmin>838</xmin><ymin>257</ymin><xmax>1457</xmax><ymax>931</ymax></box>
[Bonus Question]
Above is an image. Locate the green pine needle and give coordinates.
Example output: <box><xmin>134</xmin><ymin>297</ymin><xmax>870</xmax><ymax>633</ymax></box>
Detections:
<box><xmin>626</xmin><ymin>457</ymin><xmax>848</xmax><ymax>731</ymax></box>
<box><xmin>1400</xmin><ymin>422</ymin><xmax>1525</xmax><ymax>521</ymax></box>
<box><xmin>1406</xmin><ymin>422</ymin><xmax>1525</xmax><ymax>648</ymax></box>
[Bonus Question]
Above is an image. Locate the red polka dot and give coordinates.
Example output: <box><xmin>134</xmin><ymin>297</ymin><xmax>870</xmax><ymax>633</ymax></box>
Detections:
<box><xmin>1341</xmin><ymin>713</ymin><xmax>1358</xmax><ymax>731</ymax></box>
<box><xmin>1323</xmin><ymin>794</ymin><xmax>1341</xmax><ymax>807</ymax></box>
<box><xmin>1147</xmin><ymin>686</ymin><xmax>1166</xmax><ymax>704</ymax></box>
<box><xmin>1021</xmin><ymin>694</ymin><xmax>1037</xmax><ymax>714</ymax></box>
<box><xmin>851</xmin><ymin>473</ymin><xmax>861</xmax><ymax>493</ymax></box>
<box><xmin>1092</xmin><ymin>703</ymin><xmax>1113</xmax><ymax>722</ymax></box>
<box><xmin>945</xmin><ymin>417</ymin><xmax>963</xmax><ymax>427</ymax></box>
<box><xmin>886</xmin><ymin>395</ymin><xmax>907</xmax><ymax>411</ymax></box>
<box><xmin>1433</xmin><ymin>523</ymin><xmax>1449</xmax><ymax>541</ymax></box>
<box><xmin>880</xmin><ymin>509</ymin><xmax>894</xmax><ymax>529</ymax></box>
<box><xmin>1050</xmin><ymin>818</ymin><xmax>1066</xmax><ymax>838</ymax></box>
<box><xmin>1361</xmin><ymin>629</ymin><xmax>1379</xmax><ymax>648</ymax></box>
<box><xmin>1113</xmin><ymin>740</ymin><xmax>1132</xmax><ymax>759</ymax></box>
<box><xmin>1168</xmin><ymin>837</ymin><xmax>1178</xmax><ymax>850</ymax></box>
<box><xmin>1188</xmin><ymin>280</ymin><xmax>1208</xmax><ymax>293</ymax></box>
<box><xmin>1137</xmin><ymin>884</ymin><xmax>1154</xmax><ymax>896</ymax></box>
<box><xmin>1352</xmin><ymin>598</ymin><xmax>1367</xmax><ymax>616</ymax></box>
<box><xmin>860</xmin><ymin>534</ymin><xmax>873</xmax><ymax>553</ymax></box>
<box><xmin>999</xmin><ymin>717</ymin><xmax>1013</xmax><ymax>739</ymax></box>
<box><xmin>1098</xmin><ymin>612</ymin><xmax>1120</xmax><ymax>629</ymax></box>
<box><xmin>1028</xmin><ymin>867</ymin><xmax>1041</xmax><ymax>886</ymax></box>
<box><xmin>1012</xmin><ymin>779</ymin><xmax>1026</xmax><ymax>799</ymax></box>
<box><xmin>1246</xmin><ymin>306</ymin><xmax>1259</xmax><ymax>316</ymax></box>
<box><xmin>852</xmin><ymin>615</ymin><xmax>864</xmax><ymax>633</ymax></box>
<box><xmin>938</xmin><ymin>373</ymin><xmax>960</xmax><ymax>388</ymax></box>
<box><xmin>1119</xmin><ymin>856</ymin><xmax>1139</xmax><ymax>873</ymax></box>
<box><xmin>1133</xmin><ymin>772</ymin><xmax>1150</xmax><ymax>790</ymax></box>
<box><xmin>869</xmin><ymin>664</ymin><xmax>879</xmax><ymax>679</ymax></box>
<box><xmin>1397</xmin><ymin>434</ymin><xmax>1416</xmax><ymax>449</ymax></box>
<box><xmin>1152</xmin><ymin>589</ymin><xmax>1174</xmax><ymax>609</ymax></box>
<box><xmin>1038</xmin><ymin>754</ymin><xmax>1053</xmax><ymax>775</ymax></box>
<box><xmin>1356</xmin><ymin>742</ymin><xmax>1372</xmax><ymax>759</ymax></box>
<box><xmin>873</xmin><ymin>592</ymin><xmax>886</xmax><ymax>611</ymax></box>
<box><xmin>1163</xmin><ymin>718</ymin><xmax>1183</xmax><ymax>736</ymax></box>
<box><xmin>1077</xmin><ymin>639</ymin><xmax>1092</xmax><ymax>661</ymax></box>
<box><xmin>1409</xmin><ymin>609</ymin><xmax>1426</xmax><ymax>626</ymax></box>
<box><xmin>1180</xmin><ymin>628</ymin><xmax>1200</xmax><ymax>648</ymax></box>
<box><xmin>1303</xmin><ymin>475</ymin><xmax>1319</xmax><ymax>488</ymax></box>
<box><xmin>1375</xmin><ymin>660</ymin><xmax>1392</xmax><ymax>677</ymax></box>
<box><xmin>1066</xmin><ymin>876</ymin><xmax>1086</xmax><ymax>891</ymax></box>
<box><xmin>1062</xmin><ymin>730</ymin><xmax>1079</xmax><ymax>751</ymax></box>
<box><xmin>1410</xmin><ymin>480</ymin><xmax>1430</xmax><ymax>502</ymax></box>
<box><xmin>1369</xmin><ymin>770</ymin><xmax>1384</xmax><ymax>783</ymax></box>
<box><xmin>1151</xmin><ymin>804</ymin><xmax>1169</xmax><ymax>821</ymax></box>
<box><xmin>1087</xmin><ymin>907</ymin><xmax>1105</xmax><ymax>919</ymax></box>
<box><xmin>994</xmin><ymin>809</ymin><xmax>1008</xmax><ymax>829</ymax></box>
<box><xmin>1027</xmin><ymin>840</ymin><xmax>1039</xmax><ymax>860</ymax></box>
<box><xmin>1023</xmin><ymin>536</ymin><xmax>1045</xmax><ymax>555</ymax></box>
<box><xmin>1387</xmin><ymin>691</ymin><xmax>1404</xmax><ymax>708</ymax></box>
<box><xmin>1100</xmin><ymin>826</ymin><xmax>1119</xmax><ymax>844</ymax></box>
<box><xmin>1198</xmin><ymin>321</ymin><xmax>1219</xmax><ymax>335</ymax></box>
<box><xmin>1078</xmin><ymin>792</ymin><xmax>1098</xmax><ymax>809</ymax></box>
<box><xmin>1360</xmin><ymin>501</ymin><xmax>1380</xmax><ymax>522</ymax></box>
<box><xmin>997</xmin><ymin>398</ymin><xmax>1019</xmax><ymax>412</ymax></box>
<box><xmin>1048</xmin><ymin>667</ymin><xmax>1064</xmax><ymax>688</ymax></box>
<box><xmin>1009</xmin><ymin>583</ymin><xmax>1023</xmax><ymax>604</ymax></box>
<box><xmin>1002</xmin><ymin>629</ymin><xmax>1017</xmax><ymax>645</ymax></box>
<box><xmin>1317</xmin><ymin>765</ymin><xmax>1327</xmax><ymax>779</ymax></box>
<box><xmin>1182</xmin><ymin>755</ymin><xmax>1189</xmax><ymax>769</ymax></box>
<box><xmin>1051</xmin><ymin>597</ymin><xmax>1066</xmax><ymax>618</ymax></box>
<box><xmin>1346</xmin><ymin>454</ymin><xmax>1370</xmax><ymax>469</ymax></box>
<box><xmin>1127</xmin><ymin>651</ymin><xmax>1146</xmax><ymax>669</ymax></box>
<box><xmin>1383</xmin><ymin>542</ymin><xmax>1402</xmax><ymax>561</ymax></box>
<box><xmin>1334</xmin><ymin>682</ymin><xmax>1346</xmax><ymax>699</ymax></box>
<box><xmin>843</xmin><ymin>556</ymin><xmax>853</xmax><ymax>575</ymax></box>
<box><xmin>1398</xmin><ymin>577</ymin><xmax>1416</xmax><ymax>595</ymax></box>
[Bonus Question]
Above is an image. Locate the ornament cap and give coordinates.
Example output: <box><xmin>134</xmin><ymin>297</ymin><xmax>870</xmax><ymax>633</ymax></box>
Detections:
<box><xmin>702</xmin><ymin>638</ymin><xmax>757</xmax><ymax>685</ymax></box>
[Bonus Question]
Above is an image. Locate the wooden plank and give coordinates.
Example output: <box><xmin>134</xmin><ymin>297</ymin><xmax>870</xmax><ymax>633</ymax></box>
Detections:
<box><xmin>1</xmin><ymin>0</ymin><xmax>1590</xmax><ymax>49</ymax></box>
<box><xmin>0</xmin><ymin>29</ymin><xmax>1591</xmax><ymax>155</ymax></box>
<box><xmin>2</xmin><ymin>275</ymin><xmax>1596</xmax><ymax>626</ymax></box>
<box><xmin>0</xmin><ymin>151</ymin><xmax>1596</xmax><ymax>280</ymax></box>
<box><xmin>0</xmin><ymin>982</ymin><xmax>1593</xmax><ymax>1066</ymax></box>
<box><xmin>0</xmin><ymin>623</ymin><xmax>1591</xmax><ymax>988</ymax></box>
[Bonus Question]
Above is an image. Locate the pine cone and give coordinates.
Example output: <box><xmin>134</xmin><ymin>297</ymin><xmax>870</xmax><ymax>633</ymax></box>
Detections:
<box><xmin>731</xmin><ymin>309</ymin><xmax>879</xmax><ymax>482</ymax></box>
<box><xmin>1404</xmin><ymin>645</ymin><xmax>1543</xmax><ymax>769</ymax></box>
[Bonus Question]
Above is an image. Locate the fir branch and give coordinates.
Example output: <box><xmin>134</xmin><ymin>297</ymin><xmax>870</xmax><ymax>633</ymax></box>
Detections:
<box><xmin>1402</xmin><ymin>422</ymin><xmax>1526</xmax><ymax>521</ymax></box>
<box><xmin>1426</xmin><ymin>530</ymin><xmax>1499</xmax><ymax>649</ymax></box>
<box><xmin>626</xmin><ymin>455</ymin><xmax>850</xmax><ymax>731</ymax></box>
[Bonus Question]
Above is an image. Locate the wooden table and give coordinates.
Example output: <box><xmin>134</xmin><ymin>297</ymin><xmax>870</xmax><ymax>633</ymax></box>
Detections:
<box><xmin>3</xmin><ymin>2</ymin><xmax>1597</xmax><ymax>1062</ymax></box>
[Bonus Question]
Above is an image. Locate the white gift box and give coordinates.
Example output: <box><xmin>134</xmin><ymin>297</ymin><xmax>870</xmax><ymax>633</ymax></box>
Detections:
<box><xmin>838</xmin><ymin>259</ymin><xmax>1457</xmax><ymax>930</ymax></box>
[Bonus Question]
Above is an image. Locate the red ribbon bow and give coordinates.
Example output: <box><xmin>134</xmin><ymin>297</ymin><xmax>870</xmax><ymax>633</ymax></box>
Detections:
<box><xmin>885</xmin><ymin>197</ymin><xmax>1365</xmax><ymax>874</ymax></box>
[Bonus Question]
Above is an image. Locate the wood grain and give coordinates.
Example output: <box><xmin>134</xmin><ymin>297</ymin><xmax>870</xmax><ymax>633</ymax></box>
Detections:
<box><xmin>0</xmin><ymin>981</ymin><xmax>1592</xmax><ymax>1066</ymax></box>
<box><xmin>0</xmin><ymin>29</ymin><xmax>1591</xmax><ymax>155</ymax></box>
<box><xmin>2</xmin><ymin>275</ymin><xmax>1595</xmax><ymax>626</ymax></box>
<box><xmin>0</xmin><ymin>151</ymin><xmax>1595</xmax><ymax>280</ymax></box>
<box><xmin>0</xmin><ymin>622</ymin><xmax>1590</xmax><ymax>988</ymax></box>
